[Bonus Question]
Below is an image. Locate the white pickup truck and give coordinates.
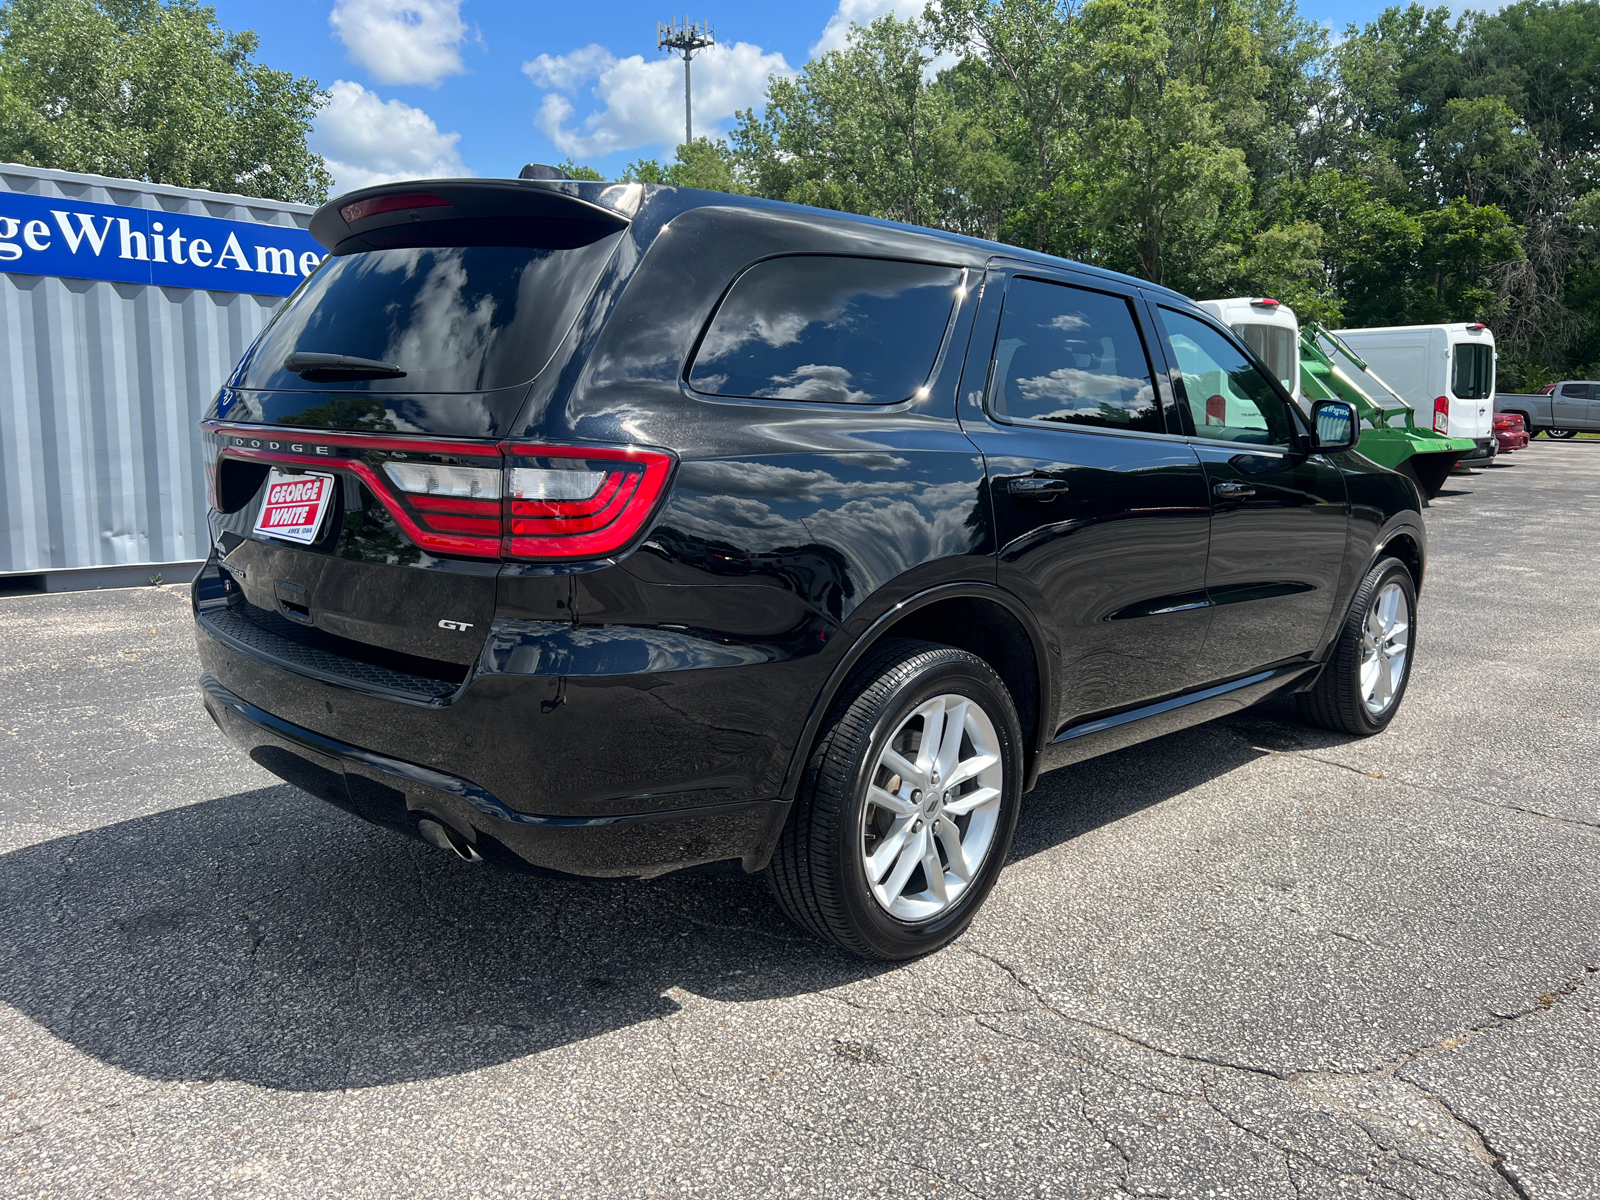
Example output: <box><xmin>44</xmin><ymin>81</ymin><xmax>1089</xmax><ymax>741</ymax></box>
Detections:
<box><xmin>1495</xmin><ymin>382</ymin><xmax>1600</xmax><ymax>438</ymax></box>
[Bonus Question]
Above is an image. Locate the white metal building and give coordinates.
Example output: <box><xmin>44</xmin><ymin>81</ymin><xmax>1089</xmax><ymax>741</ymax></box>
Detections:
<box><xmin>1</xmin><ymin>163</ymin><xmax>319</xmax><ymax>589</ymax></box>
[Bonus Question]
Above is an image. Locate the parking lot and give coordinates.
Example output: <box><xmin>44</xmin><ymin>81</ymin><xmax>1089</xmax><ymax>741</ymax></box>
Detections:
<box><xmin>1</xmin><ymin>440</ymin><xmax>1596</xmax><ymax>1200</ymax></box>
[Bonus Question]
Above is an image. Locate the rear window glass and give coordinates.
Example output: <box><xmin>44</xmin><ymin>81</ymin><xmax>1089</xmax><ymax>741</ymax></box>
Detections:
<box><xmin>1560</xmin><ymin>382</ymin><xmax>1592</xmax><ymax>398</ymax></box>
<box><xmin>1452</xmin><ymin>342</ymin><xmax>1494</xmax><ymax>400</ymax></box>
<box><xmin>688</xmin><ymin>256</ymin><xmax>962</xmax><ymax>404</ymax></box>
<box><xmin>988</xmin><ymin>278</ymin><xmax>1161</xmax><ymax>432</ymax></box>
<box><xmin>239</xmin><ymin>235</ymin><xmax>622</xmax><ymax>393</ymax></box>
<box><xmin>1232</xmin><ymin>323</ymin><xmax>1297</xmax><ymax>394</ymax></box>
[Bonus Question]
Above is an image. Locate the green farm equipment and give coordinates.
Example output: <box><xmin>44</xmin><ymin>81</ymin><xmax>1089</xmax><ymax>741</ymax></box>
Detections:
<box><xmin>1299</xmin><ymin>322</ymin><xmax>1476</xmax><ymax>499</ymax></box>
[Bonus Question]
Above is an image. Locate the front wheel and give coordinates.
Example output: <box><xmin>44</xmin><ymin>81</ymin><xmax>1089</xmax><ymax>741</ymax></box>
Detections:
<box><xmin>1546</xmin><ymin>428</ymin><xmax>1578</xmax><ymax>439</ymax></box>
<box><xmin>767</xmin><ymin>640</ymin><xmax>1024</xmax><ymax>960</ymax></box>
<box><xmin>1297</xmin><ymin>558</ymin><xmax>1416</xmax><ymax>737</ymax></box>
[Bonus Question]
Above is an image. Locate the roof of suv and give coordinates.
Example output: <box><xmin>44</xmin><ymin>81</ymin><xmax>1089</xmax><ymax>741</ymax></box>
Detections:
<box><xmin>311</xmin><ymin>177</ymin><xmax>1195</xmax><ymax>307</ymax></box>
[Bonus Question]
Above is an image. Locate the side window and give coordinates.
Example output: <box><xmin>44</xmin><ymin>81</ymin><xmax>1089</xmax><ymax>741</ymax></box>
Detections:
<box><xmin>1452</xmin><ymin>343</ymin><xmax>1494</xmax><ymax>400</ymax></box>
<box><xmin>1158</xmin><ymin>307</ymin><xmax>1295</xmax><ymax>446</ymax></box>
<box><xmin>689</xmin><ymin>256</ymin><xmax>963</xmax><ymax>404</ymax></box>
<box><xmin>1231</xmin><ymin>323</ymin><xmax>1297</xmax><ymax>394</ymax></box>
<box><xmin>1559</xmin><ymin>382</ymin><xmax>1591</xmax><ymax>398</ymax></box>
<box><xmin>987</xmin><ymin>277</ymin><xmax>1162</xmax><ymax>432</ymax></box>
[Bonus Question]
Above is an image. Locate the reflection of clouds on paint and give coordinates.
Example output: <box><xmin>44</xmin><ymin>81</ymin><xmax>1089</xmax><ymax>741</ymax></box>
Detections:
<box><xmin>660</xmin><ymin>458</ymin><xmax>982</xmax><ymax>619</ymax></box>
<box><xmin>682</xmin><ymin>459</ymin><xmax>914</xmax><ymax>502</ymax></box>
<box><xmin>491</xmin><ymin>622</ymin><xmax>773</xmax><ymax>675</ymax></box>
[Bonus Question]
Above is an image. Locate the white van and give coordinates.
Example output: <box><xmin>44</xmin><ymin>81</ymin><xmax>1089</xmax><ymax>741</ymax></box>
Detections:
<box><xmin>1194</xmin><ymin>297</ymin><xmax>1300</xmax><ymax>432</ymax></box>
<box><xmin>1333</xmin><ymin>323</ymin><xmax>1496</xmax><ymax>460</ymax></box>
<box><xmin>1197</xmin><ymin>296</ymin><xmax>1300</xmax><ymax>397</ymax></box>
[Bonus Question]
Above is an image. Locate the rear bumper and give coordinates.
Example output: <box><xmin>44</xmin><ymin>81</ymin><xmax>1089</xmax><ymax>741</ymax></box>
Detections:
<box><xmin>200</xmin><ymin>674</ymin><xmax>789</xmax><ymax>878</ymax></box>
<box><xmin>1458</xmin><ymin>437</ymin><xmax>1497</xmax><ymax>461</ymax></box>
<box><xmin>190</xmin><ymin>552</ymin><xmax>813</xmax><ymax>877</ymax></box>
<box><xmin>1494</xmin><ymin>431</ymin><xmax>1529</xmax><ymax>451</ymax></box>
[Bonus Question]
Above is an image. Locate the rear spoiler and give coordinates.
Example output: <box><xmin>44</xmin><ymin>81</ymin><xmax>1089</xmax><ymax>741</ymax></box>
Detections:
<box><xmin>309</xmin><ymin>179</ymin><xmax>634</xmax><ymax>255</ymax></box>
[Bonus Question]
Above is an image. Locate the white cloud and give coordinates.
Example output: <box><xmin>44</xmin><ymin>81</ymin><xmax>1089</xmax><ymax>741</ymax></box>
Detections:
<box><xmin>330</xmin><ymin>0</ymin><xmax>470</xmax><ymax>87</ymax></box>
<box><xmin>312</xmin><ymin>80</ymin><xmax>468</xmax><ymax>194</ymax></box>
<box><xmin>523</xmin><ymin>41</ymin><xmax>792</xmax><ymax>158</ymax></box>
<box><xmin>811</xmin><ymin>0</ymin><xmax>927</xmax><ymax>56</ymax></box>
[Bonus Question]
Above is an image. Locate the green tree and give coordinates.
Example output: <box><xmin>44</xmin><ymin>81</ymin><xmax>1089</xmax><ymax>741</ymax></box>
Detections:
<box><xmin>1068</xmin><ymin>0</ymin><xmax>1255</xmax><ymax>290</ymax></box>
<box><xmin>0</xmin><ymin>0</ymin><xmax>329</xmax><ymax>203</ymax></box>
<box><xmin>733</xmin><ymin>15</ymin><xmax>970</xmax><ymax>228</ymax></box>
<box><xmin>621</xmin><ymin>139</ymin><xmax>746</xmax><ymax>192</ymax></box>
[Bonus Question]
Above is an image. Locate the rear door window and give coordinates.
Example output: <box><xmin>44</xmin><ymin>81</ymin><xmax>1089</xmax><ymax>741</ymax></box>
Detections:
<box><xmin>1559</xmin><ymin>382</ymin><xmax>1592</xmax><ymax>398</ymax></box>
<box><xmin>986</xmin><ymin>277</ymin><xmax>1162</xmax><ymax>432</ymax></box>
<box><xmin>688</xmin><ymin>256</ymin><xmax>962</xmax><ymax>404</ymax></box>
<box><xmin>240</xmin><ymin>235</ymin><xmax>623</xmax><ymax>393</ymax></box>
<box><xmin>1452</xmin><ymin>343</ymin><xmax>1494</xmax><ymax>400</ymax></box>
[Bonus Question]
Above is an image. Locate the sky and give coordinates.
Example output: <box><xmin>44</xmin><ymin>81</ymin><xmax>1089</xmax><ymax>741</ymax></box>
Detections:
<box><xmin>209</xmin><ymin>0</ymin><xmax>1414</xmax><ymax>195</ymax></box>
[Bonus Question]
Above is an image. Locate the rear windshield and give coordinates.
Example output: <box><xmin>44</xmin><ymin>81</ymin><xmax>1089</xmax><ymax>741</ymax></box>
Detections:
<box><xmin>689</xmin><ymin>256</ymin><xmax>962</xmax><ymax>404</ymax></box>
<box><xmin>238</xmin><ymin>235</ymin><xmax>622</xmax><ymax>393</ymax></box>
<box><xmin>1452</xmin><ymin>342</ymin><xmax>1494</xmax><ymax>400</ymax></box>
<box><xmin>1232</xmin><ymin>323</ymin><xmax>1297</xmax><ymax>394</ymax></box>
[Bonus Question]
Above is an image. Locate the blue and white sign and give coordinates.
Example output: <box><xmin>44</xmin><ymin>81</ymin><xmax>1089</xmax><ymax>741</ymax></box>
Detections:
<box><xmin>0</xmin><ymin>190</ymin><xmax>323</xmax><ymax>296</ymax></box>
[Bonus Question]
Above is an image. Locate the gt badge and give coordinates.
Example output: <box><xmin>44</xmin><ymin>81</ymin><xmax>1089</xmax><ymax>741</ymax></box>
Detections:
<box><xmin>438</xmin><ymin>619</ymin><xmax>475</xmax><ymax>632</ymax></box>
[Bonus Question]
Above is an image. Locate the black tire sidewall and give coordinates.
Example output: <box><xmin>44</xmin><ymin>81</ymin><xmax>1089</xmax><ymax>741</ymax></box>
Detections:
<box><xmin>828</xmin><ymin>652</ymin><xmax>1023</xmax><ymax>959</ymax></box>
<box><xmin>1344</xmin><ymin>560</ymin><xmax>1417</xmax><ymax>735</ymax></box>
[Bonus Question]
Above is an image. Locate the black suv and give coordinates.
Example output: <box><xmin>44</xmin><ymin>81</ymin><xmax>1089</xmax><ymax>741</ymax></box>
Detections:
<box><xmin>194</xmin><ymin>179</ymin><xmax>1424</xmax><ymax>960</ymax></box>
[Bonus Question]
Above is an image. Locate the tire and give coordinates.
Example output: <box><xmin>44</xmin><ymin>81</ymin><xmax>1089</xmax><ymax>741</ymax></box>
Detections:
<box><xmin>767</xmin><ymin>639</ymin><xmax>1024</xmax><ymax>960</ymax></box>
<box><xmin>1546</xmin><ymin>428</ymin><xmax>1578</xmax><ymax>439</ymax></box>
<box><xmin>1297</xmin><ymin>558</ymin><xmax>1417</xmax><ymax>737</ymax></box>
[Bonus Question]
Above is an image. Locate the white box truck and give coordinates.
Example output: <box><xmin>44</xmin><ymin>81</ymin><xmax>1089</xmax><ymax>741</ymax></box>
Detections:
<box><xmin>1332</xmin><ymin>323</ymin><xmax>1497</xmax><ymax>461</ymax></box>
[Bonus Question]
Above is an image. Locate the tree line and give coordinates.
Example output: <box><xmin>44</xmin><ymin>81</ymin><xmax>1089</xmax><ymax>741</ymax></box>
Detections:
<box><xmin>5</xmin><ymin>0</ymin><xmax>1595</xmax><ymax>386</ymax></box>
<box><xmin>615</xmin><ymin>0</ymin><xmax>1600</xmax><ymax>389</ymax></box>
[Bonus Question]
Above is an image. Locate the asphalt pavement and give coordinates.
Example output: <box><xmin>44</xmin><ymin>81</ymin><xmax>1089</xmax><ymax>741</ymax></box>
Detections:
<box><xmin>2</xmin><ymin>440</ymin><xmax>1597</xmax><ymax>1200</ymax></box>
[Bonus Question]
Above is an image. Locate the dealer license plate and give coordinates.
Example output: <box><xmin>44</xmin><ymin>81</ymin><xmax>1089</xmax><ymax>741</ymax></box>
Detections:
<box><xmin>253</xmin><ymin>469</ymin><xmax>336</xmax><ymax>545</ymax></box>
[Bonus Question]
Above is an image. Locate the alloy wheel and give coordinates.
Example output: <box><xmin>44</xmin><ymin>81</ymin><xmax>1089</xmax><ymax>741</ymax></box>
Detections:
<box><xmin>859</xmin><ymin>693</ymin><xmax>1005</xmax><ymax>922</ymax></box>
<box><xmin>1360</xmin><ymin>581</ymin><xmax>1410</xmax><ymax>715</ymax></box>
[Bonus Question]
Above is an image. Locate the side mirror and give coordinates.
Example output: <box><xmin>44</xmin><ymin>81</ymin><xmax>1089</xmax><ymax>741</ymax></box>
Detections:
<box><xmin>1310</xmin><ymin>400</ymin><xmax>1359</xmax><ymax>453</ymax></box>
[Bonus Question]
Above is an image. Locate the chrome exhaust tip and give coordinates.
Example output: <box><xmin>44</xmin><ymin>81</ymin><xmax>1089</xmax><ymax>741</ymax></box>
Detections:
<box><xmin>416</xmin><ymin>817</ymin><xmax>483</xmax><ymax>863</ymax></box>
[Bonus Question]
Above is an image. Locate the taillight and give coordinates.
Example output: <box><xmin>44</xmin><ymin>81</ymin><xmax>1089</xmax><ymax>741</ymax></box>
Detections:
<box><xmin>204</xmin><ymin>423</ymin><xmax>676</xmax><ymax>562</ymax></box>
<box><xmin>504</xmin><ymin>445</ymin><xmax>675</xmax><ymax>560</ymax></box>
<box><xmin>339</xmin><ymin>192</ymin><xmax>450</xmax><ymax>223</ymax></box>
<box><xmin>1433</xmin><ymin>396</ymin><xmax>1449</xmax><ymax>434</ymax></box>
<box><xmin>1206</xmin><ymin>394</ymin><xmax>1227</xmax><ymax>425</ymax></box>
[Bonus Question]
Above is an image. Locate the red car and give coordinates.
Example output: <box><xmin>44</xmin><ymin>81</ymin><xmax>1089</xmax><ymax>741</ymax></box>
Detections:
<box><xmin>1493</xmin><ymin>410</ymin><xmax>1530</xmax><ymax>452</ymax></box>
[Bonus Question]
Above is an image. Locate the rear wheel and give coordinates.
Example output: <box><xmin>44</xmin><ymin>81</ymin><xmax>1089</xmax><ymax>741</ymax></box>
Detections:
<box><xmin>1297</xmin><ymin>558</ymin><xmax>1416</xmax><ymax>737</ymax></box>
<box><xmin>1546</xmin><ymin>428</ymin><xmax>1578</xmax><ymax>439</ymax></box>
<box><xmin>767</xmin><ymin>640</ymin><xmax>1023</xmax><ymax>960</ymax></box>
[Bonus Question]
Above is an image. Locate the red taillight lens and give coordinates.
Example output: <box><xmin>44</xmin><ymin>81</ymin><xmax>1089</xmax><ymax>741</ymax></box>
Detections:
<box><xmin>339</xmin><ymin>192</ymin><xmax>450</xmax><ymax>223</ymax></box>
<box><xmin>204</xmin><ymin>423</ymin><xmax>676</xmax><ymax>563</ymax></box>
<box><xmin>1433</xmin><ymin>396</ymin><xmax>1449</xmax><ymax>434</ymax></box>
<box><xmin>1205</xmin><ymin>394</ymin><xmax>1227</xmax><ymax>425</ymax></box>
<box><xmin>504</xmin><ymin>445</ymin><xmax>674</xmax><ymax>560</ymax></box>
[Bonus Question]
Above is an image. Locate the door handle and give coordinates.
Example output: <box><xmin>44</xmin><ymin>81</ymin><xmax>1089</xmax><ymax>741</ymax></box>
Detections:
<box><xmin>1008</xmin><ymin>475</ymin><xmax>1070</xmax><ymax>502</ymax></box>
<box><xmin>1213</xmin><ymin>481</ymin><xmax>1256</xmax><ymax>499</ymax></box>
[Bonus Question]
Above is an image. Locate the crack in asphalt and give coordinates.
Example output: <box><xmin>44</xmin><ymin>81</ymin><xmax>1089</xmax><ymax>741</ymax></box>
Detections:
<box><xmin>653</xmin><ymin>1004</ymin><xmax>987</xmax><ymax>1198</ymax></box>
<box><xmin>1264</xmin><ymin>745</ymin><xmax>1600</xmax><ymax>836</ymax></box>
<box><xmin>961</xmin><ymin>948</ymin><xmax>1596</xmax><ymax>1199</ymax></box>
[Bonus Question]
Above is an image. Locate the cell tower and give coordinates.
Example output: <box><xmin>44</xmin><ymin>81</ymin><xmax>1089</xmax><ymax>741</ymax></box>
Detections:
<box><xmin>658</xmin><ymin>17</ymin><xmax>715</xmax><ymax>146</ymax></box>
